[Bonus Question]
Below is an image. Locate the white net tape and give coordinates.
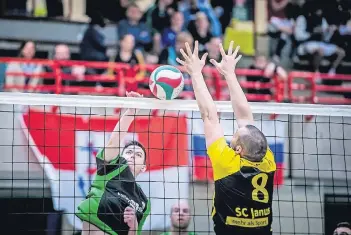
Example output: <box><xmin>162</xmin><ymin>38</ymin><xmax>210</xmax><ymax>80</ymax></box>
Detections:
<box><xmin>0</xmin><ymin>92</ymin><xmax>351</xmax><ymax>235</ymax></box>
<box><xmin>1</xmin><ymin>92</ymin><xmax>351</xmax><ymax>116</ymax></box>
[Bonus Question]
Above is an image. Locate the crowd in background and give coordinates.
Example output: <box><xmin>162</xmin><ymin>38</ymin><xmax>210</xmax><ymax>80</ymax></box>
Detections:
<box><xmin>2</xmin><ymin>0</ymin><xmax>351</xmax><ymax>100</ymax></box>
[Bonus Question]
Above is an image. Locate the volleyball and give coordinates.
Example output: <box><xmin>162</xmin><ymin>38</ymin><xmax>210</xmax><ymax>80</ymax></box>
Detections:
<box><xmin>149</xmin><ymin>65</ymin><xmax>184</xmax><ymax>100</ymax></box>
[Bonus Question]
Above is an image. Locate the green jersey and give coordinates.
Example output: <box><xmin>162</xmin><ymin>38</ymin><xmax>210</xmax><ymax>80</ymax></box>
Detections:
<box><xmin>76</xmin><ymin>149</ymin><xmax>150</xmax><ymax>235</ymax></box>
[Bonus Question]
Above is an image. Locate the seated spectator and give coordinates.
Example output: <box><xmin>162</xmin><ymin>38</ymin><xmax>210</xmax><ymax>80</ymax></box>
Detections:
<box><xmin>159</xmin><ymin>32</ymin><xmax>194</xmax><ymax>94</ymax></box>
<box><xmin>86</xmin><ymin>0</ymin><xmax>129</xmax><ymax>23</ymax></box>
<box><xmin>80</xmin><ymin>12</ymin><xmax>108</xmax><ymax>63</ymax></box>
<box><xmin>294</xmin><ymin>5</ymin><xmax>345</xmax><ymax>76</ymax></box>
<box><xmin>44</xmin><ymin>44</ymin><xmax>85</xmax><ymax>89</ymax></box>
<box><xmin>5</xmin><ymin>0</ymin><xmax>28</xmax><ymax>17</ymax></box>
<box><xmin>145</xmin><ymin>0</ymin><xmax>174</xmax><ymax>34</ymax></box>
<box><xmin>115</xmin><ymin>34</ymin><xmax>139</xmax><ymax>65</ymax></box>
<box><xmin>232</xmin><ymin>0</ymin><xmax>250</xmax><ymax>21</ymax></box>
<box><xmin>211</xmin><ymin>1</ymin><xmax>234</xmax><ymax>33</ymax></box>
<box><xmin>162</xmin><ymin>11</ymin><xmax>185</xmax><ymax>48</ymax></box>
<box><xmin>159</xmin><ymin>32</ymin><xmax>194</xmax><ymax>66</ymax></box>
<box><xmin>118</xmin><ymin>3</ymin><xmax>153</xmax><ymax>52</ymax></box>
<box><xmin>268</xmin><ymin>0</ymin><xmax>299</xmax><ymax>62</ymax></box>
<box><xmin>333</xmin><ymin>222</ymin><xmax>351</xmax><ymax>235</ymax></box>
<box><xmin>205</xmin><ymin>37</ymin><xmax>221</xmax><ymax>66</ymax></box>
<box><xmin>325</xmin><ymin>1</ymin><xmax>351</xmax><ymax>62</ymax></box>
<box><xmin>160</xmin><ymin>200</ymin><xmax>193</xmax><ymax>235</ymax></box>
<box><xmin>246</xmin><ymin>55</ymin><xmax>287</xmax><ymax>97</ymax></box>
<box><xmin>180</xmin><ymin>0</ymin><xmax>222</xmax><ymax>37</ymax></box>
<box><xmin>110</xmin><ymin>34</ymin><xmax>146</xmax><ymax>91</ymax></box>
<box><xmin>188</xmin><ymin>12</ymin><xmax>213</xmax><ymax>54</ymax></box>
<box><xmin>267</xmin><ymin>0</ymin><xmax>290</xmax><ymax>20</ymax></box>
<box><xmin>6</xmin><ymin>41</ymin><xmax>43</xmax><ymax>92</ymax></box>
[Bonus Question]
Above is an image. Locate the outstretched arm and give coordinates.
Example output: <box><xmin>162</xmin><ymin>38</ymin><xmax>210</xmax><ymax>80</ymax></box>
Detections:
<box><xmin>210</xmin><ymin>41</ymin><xmax>254</xmax><ymax>128</ymax></box>
<box><xmin>104</xmin><ymin>91</ymin><xmax>142</xmax><ymax>162</ymax></box>
<box><xmin>176</xmin><ymin>41</ymin><xmax>224</xmax><ymax>147</ymax></box>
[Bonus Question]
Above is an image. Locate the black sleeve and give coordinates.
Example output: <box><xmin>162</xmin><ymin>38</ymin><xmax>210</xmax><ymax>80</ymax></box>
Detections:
<box><xmin>95</xmin><ymin>149</ymin><xmax>125</xmax><ymax>176</ymax></box>
<box><xmin>86</xmin><ymin>27</ymin><xmax>107</xmax><ymax>52</ymax></box>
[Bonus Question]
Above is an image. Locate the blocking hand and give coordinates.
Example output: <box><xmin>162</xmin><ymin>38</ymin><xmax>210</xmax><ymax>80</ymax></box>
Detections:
<box><xmin>176</xmin><ymin>40</ymin><xmax>208</xmax><ymax>76</ymax></box>
<box><xmin>210</xmin><ymin>41</ymin><xmax>242</xmax><ymax>77</ymax></box>
<box><xmin>126</xmin><ymin>91</ymin><xmax>143</xmax><ymax>115</ymax></box>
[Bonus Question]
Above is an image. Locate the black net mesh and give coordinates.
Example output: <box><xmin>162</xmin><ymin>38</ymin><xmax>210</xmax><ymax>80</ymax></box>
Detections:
<box><xmin>0</xmin><ymin>99</ymin><xmax>350</xmax><ymax>235</ymax></box>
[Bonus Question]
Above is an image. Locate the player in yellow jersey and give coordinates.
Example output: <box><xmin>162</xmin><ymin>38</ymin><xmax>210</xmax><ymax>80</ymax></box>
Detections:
<box><xmin>176</xmin><ymin>41</ymin><xmax>276</xmax><ymax>235</ymax></box>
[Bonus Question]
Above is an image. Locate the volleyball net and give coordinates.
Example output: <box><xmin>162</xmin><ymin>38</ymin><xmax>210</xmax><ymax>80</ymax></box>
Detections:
<box><xmin>0</xmin><ymin>92</ymin><xmax>350</xmax><ymax>235</ymax></box>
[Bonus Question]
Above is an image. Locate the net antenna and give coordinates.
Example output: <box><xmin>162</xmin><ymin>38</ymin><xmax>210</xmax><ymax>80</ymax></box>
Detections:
<box><xmin>1</xmin><ymin>92</ymin><xmax>351</xmax><ymax>235</ymax></box>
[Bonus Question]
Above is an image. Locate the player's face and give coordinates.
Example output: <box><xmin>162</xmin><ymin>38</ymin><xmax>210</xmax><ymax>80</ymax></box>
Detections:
<box><xmin>170</xmin><ymin>202</ymin><xmax>191</xmax><ymax>229</ymax></box>
<box><xmin>122</xmin><ymin>145</ymin><xmax>146</xmax><ymax>176</ymax></box>
<box><xmin>334</xmin><ymin>227</ymin><xmax>351</xmax><ymax>235</ymax></box>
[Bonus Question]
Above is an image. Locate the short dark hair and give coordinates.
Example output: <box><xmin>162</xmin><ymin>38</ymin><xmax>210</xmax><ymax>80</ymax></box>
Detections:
<box><xmin>122</xmin><ymin>140</ymin><xmax>147</xmax><ymax>163</ymax></box>
<box><xmin>237</xmin><ymin>125</ymin><xmax>268</xmax><ymax>162</ymax></box>
<box><xmin>336</xmin><ymin>222</ymin><xmax>351</xmax><ymax>230</ymax></box>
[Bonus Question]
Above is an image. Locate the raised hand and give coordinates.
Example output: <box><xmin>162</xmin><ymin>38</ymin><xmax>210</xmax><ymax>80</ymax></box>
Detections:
<box><xmin>126</xmin><ymin>91</ymin><xmax>143</xmax><ymax>115</ymax></box>
<box><xmin>176</xmin><ymin>41</ymin><xmax>208</xmax><ymax>76</ymax></box>
<box><xmin>124</xmin><ymin>206</ymin><xmax>138</xmax><ymax>230</ymax></box>
<box><xmin>210</xmin><ymin>41</ymin><xmax>242</xmax><ymax>77</ymax></box>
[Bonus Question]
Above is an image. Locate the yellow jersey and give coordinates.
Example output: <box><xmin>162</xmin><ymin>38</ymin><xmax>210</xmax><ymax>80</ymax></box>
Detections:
<box><xmin>207</xmin><ymin>137</ymin><xmax>276</xmax><ymax>235</ymax></box>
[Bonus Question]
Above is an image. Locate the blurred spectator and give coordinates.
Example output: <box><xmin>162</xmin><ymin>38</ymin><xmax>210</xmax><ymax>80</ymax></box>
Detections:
<box><xmin>325</xmin><ymin>0</ymin><xmax>351</xmax><ymax>61</ymax></box>
<box><xmin>146</xmin><ymin>0</ymin><xmax>174</xmax><ymax>34</ymax></box>
<box><xmin>45</xmin><ymin>0</ymin><xmax>70</xmax><ymax>19</ymax></box>
<box><xmin>246</xmin><ymin>55</ymin><xmax>287</xmax><ymax>96</ymax></box>
<box><xmin>188</xmin><ymin>12</ymin><xmax>213</xmax><ymax>54</ymax></box>
<box><xmin>5</xmin><ymin>41</ymin><xmax>43</xmax><ymax>92</ymax></box>
<box><xmin>162</xmin><ymin>11</ymin><xmax>185</xmax><ymax>48</ymax></box>
<box><xmin>205</xmin><ymin>37</ymin><xmax>221</xmax><ymax>66</ymax></box>
<box><xmin>159</xmin><ymin>32</ymin><xmax>194</xmax><ymax>66</ymax></box>
<box><xmin>118</xmin><ymin>3</ymin><xmax>153</xmax><ymax>52</ymax></box>
<box><xmin>268</xmin><ymin>0</ymin><xmax>290</xmax><ymax>19</ymax></box>
<box><xmin>160</xmin><ymin>200</ymin><xmax>195</xmax><ymax>235</ymax></box>
<box><xmin>145</xmin><ymin>0</ymin><xmax>175</xmax><ymax>55</ymax></box>
<box><xmin>268</xmin><ymin>1</ymin><xmax>300</xmax><ymax>61</ymax></box>
<box><xmin>4</xmin><ymin>0</ymin><xmax>28</xmax><ymax>17</ymax></box>
<box><xmin>210</xmin><ymin>0</ymin><xmax>234</xmax><ymax>33</ymax></box>
<box><xmin>44</xmin><ymin>44</ymin><xmax>85</xmax><ymax>88</ymax></box>
<box><xmin>110</xmin><ymin>34</ymin><xmax>146</xmax><ymax>92</ymax></box>
<box><xmin>294</xmin><ymin>5</ymin><xmax>345</xmax><ymax>75</ymax></box>
<box><xmin>80</xmin><ymin>13</ymin><xmax>108</xmax><ymax>63</ymax></box>
<box><xmin>115</xmin><ymin>35</ymin><xmax>138</xmax><ymax>65</ymax></box>
<box><xmin>180</xmin><ymin>0</ymin><xmax>222</xmax><ymax>37</ymax></box>
<box><xmin>86</xmin><ymin>0</ymin><xmax>129</xmax><ymax>23</ymax></box>
<box><xmin>159</xmin><ymin>32</ymin><xmax>193</xmax><ymax>94</ymax></box>
<box><xmin>232</xmin><ymin>0</ymin><xmax>250</xmax><ymax>21</ymax></box>
<box><xmin>333</xmin><ymin>222</ymin><xmax>351</xmax><ymax>235</ymax></box>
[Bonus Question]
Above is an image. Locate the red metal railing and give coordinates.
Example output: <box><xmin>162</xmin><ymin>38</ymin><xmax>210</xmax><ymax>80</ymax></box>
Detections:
<box><xmin>289</xmin><ymin>71</ymin><xmax>351</xmax><ymax>105</ymax></box>
<box><xmin>0</xmin><ymin>57</ymin><xmax>286</xmax><ymax>103</ymax></box>
<box><xmin>4</xmin><ymin>57</ymin><xmax>351</xmax><ymax>105</ymax></box>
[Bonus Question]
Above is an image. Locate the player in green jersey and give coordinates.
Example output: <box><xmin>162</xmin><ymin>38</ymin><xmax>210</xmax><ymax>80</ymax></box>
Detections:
<box><xmin>76</xmin><ymin>91</ymin><xmax>150</xmax><ymax>235</ymax></box>
<box><xmin>160</xmin><ymin>200</ymin><xmax>196</xmax><ymax>235</ymax></box>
